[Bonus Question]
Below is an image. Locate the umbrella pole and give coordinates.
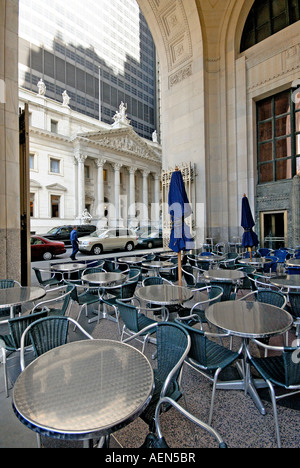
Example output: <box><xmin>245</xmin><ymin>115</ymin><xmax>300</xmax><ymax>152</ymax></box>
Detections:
<box><xmin>248</xmin><ymin>247</ymin><xmax>252</xmax><ymax>260</ymax></box>
<box><xmin>178</xmin><ymin>251</ymin><xmax>182</xmax><ymax>286</ymax></box>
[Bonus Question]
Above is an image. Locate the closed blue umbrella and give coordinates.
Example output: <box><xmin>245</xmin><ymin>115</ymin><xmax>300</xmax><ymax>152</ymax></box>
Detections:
<box><xmin>168</xmin><ymin>169</ymin><xmax>194</xmax><ymax>284</ymax></box>
<box><xmin>241</xmin><ymin>195</ymin><xmax>258</xmax><ymax>258</ymax></box>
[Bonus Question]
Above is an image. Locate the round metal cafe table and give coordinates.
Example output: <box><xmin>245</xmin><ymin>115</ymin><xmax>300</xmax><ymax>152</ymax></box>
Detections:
<box><xmin>0</xmin><ymin>286</ymin><xmax>46</xmax><ymax>319</ymax></box>
<box><xmin>286</xmin><ymin>258</ymin><xmax>300</xmax><ymax>268</ymax></box>
<box><xmin>204</xmin><ymin>269</ymin><xmax>245</xmax><ymax>282</ymax></box>
<box><xmin>12</xmin><ymin>339</ymin><xmax>154</xmax><ymax>446</ymax></box>
<box><xmin>50</xmin><ymin>262</ymin><xmax>86</xmax><ymax>273</ymax></box>
<box><xmin>135</xmin><ymin>284</ymin><xmax>193</xmax><ymax>306</ymax></box>
<box><xmin>238</xmin><ymin>258</ymin><xmax>272</xmax><ymax>268</ymax></box>
<box><xmin>142</xmin><ymin>260</ymin><xmax>174</xmax><ymax>276</ymax></box>
<box><xmin>205</xmin><ymin>301</ymin><xmax>293</xmax><ymax>415</ymax></box>
<box><xmin>270</xmin><ymin>275</ymin><xmax>300</xmax><ymax>290</ymax></box>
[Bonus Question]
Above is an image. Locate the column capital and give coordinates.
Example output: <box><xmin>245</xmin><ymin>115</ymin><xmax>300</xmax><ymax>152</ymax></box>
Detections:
<box><xmin>142</xmin><ymin>169</ymin><xmax>151</xmax><ymax>178</ymax></box>
<box><xmin>128</xmin><ymin>166</ymin><xmax>138</xmax><ymax>175</ymax></box>
<box><xmin>113</xmin><ymin>162</ymin><xmax>123</xmax><ymax>171</ymax></box>
<box><xmin>95</xmin><ymin>158</ymin><xmax>107</xmax><ymax>168</ymax></box>
<box><xmin>75</xmin><ymin>153</ymin><xmax>87</xmax><ymax>164</ymax></box>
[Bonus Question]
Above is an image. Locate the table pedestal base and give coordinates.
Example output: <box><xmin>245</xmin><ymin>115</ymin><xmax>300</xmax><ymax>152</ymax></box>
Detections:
<box><xmin>216</xmin><ymin>360</ymin><xmax>267</xmax><ymax>415</ymax></box>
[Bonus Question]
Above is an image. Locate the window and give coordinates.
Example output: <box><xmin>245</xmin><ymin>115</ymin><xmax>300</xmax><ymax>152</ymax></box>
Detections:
<box><xmin>241</xmin><ymin>0</ymin><xmax>300</xmax><ymax>52</ymax></box>
<box><xmin>51</xmin><ymin>195</ymin><xmax>60</xmax><ymax>218</ymax></box>
<box><xmin>257</xmin><ymin>88</ymin><xmax>300</xmax><ymax>184</ymax></box>
<box><xmin>84</xmin><ymin>165</ymin><xmax>90</xmax><ymax>179</ymax></box>
<box><xmin>51</xmin><ymin>120</ymin><xmax>58</xmax><ymax>133</ymax></box>
<box><xmin>50</xmin><ymin>158</ymin><xmax>60</xmax><ymax>174</ymax></box>
<box><xmin>29</xmin><ymin>153</ymin><xmax>35</xmax><ymax>170</ymax></box>
<box><xmin>30</xmin><ymin>193</ymin><xmax>35</xmax><ymax>217</ymax></box>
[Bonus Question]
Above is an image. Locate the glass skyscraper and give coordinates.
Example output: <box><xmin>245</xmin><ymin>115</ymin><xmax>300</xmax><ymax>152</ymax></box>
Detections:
<box><xmin>18</xmin><ymin>0</ymin><xmax>157</xmax><ymax>140</ymax></box>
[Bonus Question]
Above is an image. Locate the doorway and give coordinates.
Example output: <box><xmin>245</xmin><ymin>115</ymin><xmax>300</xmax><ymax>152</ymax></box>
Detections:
<box><xmin>260</xmin><ymin>211</ymin><xmax>287</xmax><ymax>249</ymax></box>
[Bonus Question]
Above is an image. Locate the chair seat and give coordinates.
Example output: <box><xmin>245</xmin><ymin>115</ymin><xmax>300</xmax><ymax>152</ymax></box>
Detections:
<box><xmin>250</xmin><ymin>355</ymin><xmax>288</xmax><ymax>388</ymax></box>
<box><xmin>78</xmin><ymin>291</ymin><xmax>99</xmax><ymax>306</ymax></box>
<box><xmin>204</xmin><ymin>340</ymin><xmax>240</xmax><ymax>371</ymax></box>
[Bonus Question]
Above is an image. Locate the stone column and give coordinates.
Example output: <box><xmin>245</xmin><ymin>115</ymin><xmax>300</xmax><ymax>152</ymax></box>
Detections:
<box><xmin>113</xmin><ymin>163</ymin><xmax>122</xmax><ymax>226</ymax></box>
<box><xmin>128</xmin><ymin>166</ymin><xmax>137</xmax><ymax>222</ymax></box>
<box><xmin>291</xmin><ymin>174</ymin><xmax>300</xmax><ymax>248</ymax></box>
<box><xmin>153</xmin><ymin>173</ymin><xmax>161</xmax><ymax>228</ymax></box>
<box><xmin>95</xmin><ymin>158</ymin><xmax>106</xmax><ymax>218</ymax></box>
<box><xmin>142</xmin><ymin>170</ymin><xmax>150</xmax><ymax>226</ymax></box>
<box><xmin>75</xmin><ymin>154</ymin><xmax>87</xmax><ymax>218</ymax></box>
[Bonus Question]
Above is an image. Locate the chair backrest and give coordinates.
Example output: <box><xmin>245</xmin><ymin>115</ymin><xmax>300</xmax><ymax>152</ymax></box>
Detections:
<box><xmin>7</xmin><ymin>310</ymin><xmax>48</xmax><ymax>349</ymax></box>
<box><xmin>258</xmin><ymin>248</ymin><xmax>270</xmax><ymax>257</ymax></box>
<box><xmin>283</xmin><ymin>347</ymin><xmax>300</xmax><ymax>387</ymax></box>
<box><xmin>273</xmin><ymin>249</ymin><xmax>289</xmax><ymax>262</ymax></box>
<box><xmin>20</xmin><ymin>316</ymin><xmax>93</xmax><ymax>371</ymax></box>
<box><xmin>83</xmin><ymin>266</ymin><xmax>105</xmax><ymax>276</ymax></box>
<box><xmin>0</xmin><ymin>280</ymin><xmax>15</xmax><ymax>289</ymax></box>
<box><xmin>174</xmin><ymin>317</ymin><xmax>208</xmax><ymax>366</ymax></box>
<box><xmin>209</xmin><ymin>286</ymin><xmax>224</xmax><ymax>304</ymax></box>
<box><xmin>128</xmin><ymin>268</ymin><xmax>141</xmax><ymax>281</ymax></box>
<box><xmin>155</xmin><ymin>322</ymin><xmax>190</xmax><ymax>395</ymax></box>
<box><xmin>210</xmin><ymin>280</ymin><xmax>235</xmax><ymax>301</ymax></box>
<box><xmin>116</xmin><ymin>300</ymin><xmax>140</xmax><ymax>332</ymax></box>
<box><xmin>143</xmin><ymin>276</ymin><xmax>163</xmax><ymax>287</ymax></box>
<box><xmin>120</xmin><ymin>280</ymin><xmax>138</xmax><ymax>299</ymax></box>
<box><xmin>264</xmin><ymin>256</ymin><xmax>279</xmax><ymax>273</ymax></box>
<box><xmin>182</xmin><ymin>265</ymin><xmax>196</xmax><ymax>287</ymax></box>
<box><xmin>288</xmin><ymin>292</ymin><xmax>300</xmax><ymax>318</ymax></box>
<box><xmin>257</xmin><ymin>289</ymin><xmax>287</xmax><ymax>309</ymax></box>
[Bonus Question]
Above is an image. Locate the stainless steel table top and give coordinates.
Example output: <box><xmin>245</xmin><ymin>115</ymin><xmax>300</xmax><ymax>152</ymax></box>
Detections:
<box><xmin>197</xmin><ymin>255</ymin><xmax>225</xmax><ymax>262</ymax></box>
<box><xmin>118</xmin><ymin>256</ymin><xmax>144</xmax><ymax>264</ymax></box>
<box><xmin>286</xmin><ymin>258</ymin><xmax>300</xmax><ymax>267</ymax></box>
<box><xmin>204</xmin><ymin>269</ymin><xmax>246</xmax><ymax>281</ymax></box>
<box><xmin>135</xmin><ymin>284</ymin><xmax>193</xmax><ymax>305</ymax></box>
<box><xmin>50</xmin><ymin>263</ymin><xmax>86</xmax><ymax>272</ymax></box>
<box><xmin>206</xmin><ymin>301</ymin><xmax>293</xmax><ymax>339</ymax></box>
<box><xmin>81</xmin><ymin>272</ymin><xmax>126</xmax><ymax>285</ymax></box>
<box><xmin>13</xmin><ymin>339</ymin><xmax>154</xmax><ymax>439</ymax></box>
<box><xmin>0</xmin><ymin>286</ymin><xmax>46</xmax><ymax>316</ymax></box>
<box><xmin>142</xmin><ymin>261</ymin><xmax>174</xmax><ymax>269</ymax></box>
<box><xmin>270</xmin><ymin>275</ymin><xmax>300</xmax><ymax>289</ymax></box>
<box><xmin>238</xmin><ymin>258</ymin><xmax>272</xmax><ymax>267</ymax></box>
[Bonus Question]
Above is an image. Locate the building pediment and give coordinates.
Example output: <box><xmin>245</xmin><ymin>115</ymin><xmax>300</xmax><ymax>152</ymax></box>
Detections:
<box><xmin>73</xmin><ymin>126</ymin><xmax>161</xmax><ymax>163</ymax></box>
<box><xmin>46</xmin><ymin>183</ymin><xmax>67</xmax><ymax>192</ymax></box>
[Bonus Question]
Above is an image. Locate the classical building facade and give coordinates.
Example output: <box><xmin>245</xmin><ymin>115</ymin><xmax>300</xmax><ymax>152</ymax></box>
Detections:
<box><xmin>19</xmin><ymin>88</ymin><xmax>162</xmax><ymax>235</ymax></box>
<box><xmin>1</xmin><ymin>0</ymin><xmax>300</xmax><ymax>281</ymax></box>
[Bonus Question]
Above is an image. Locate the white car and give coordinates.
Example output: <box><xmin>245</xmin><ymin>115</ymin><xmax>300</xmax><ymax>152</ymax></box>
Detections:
<box><xmin>78</xmin><ymin>228</ymin><xmax>138</xmax><ymax>255</ymax></box>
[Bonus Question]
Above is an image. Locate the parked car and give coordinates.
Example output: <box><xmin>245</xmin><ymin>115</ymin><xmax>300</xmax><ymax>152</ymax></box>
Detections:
<box><xmin>31</xmin><ymin>235</ymin><xmax>66</xmax><ymax>261</ymax></box>
<box><xmin>39</xmin><ymin>224</ymin><xmax>97</xmax><ymax>245</ymax></box>
<box><xmin>79</xmin><ymin>228</ymin><xmax>138</xmax><ymax>255</ymax></box>
<box><xmin>137</xmin><ymin>230</ymin><xmax>163</xmax><ymax>249</ymax></box>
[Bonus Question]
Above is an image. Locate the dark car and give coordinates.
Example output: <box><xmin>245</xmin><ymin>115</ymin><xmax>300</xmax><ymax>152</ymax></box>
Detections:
<box><xmin>39</xmin><ymin>224</ymin><xmax>97</xmax><ymax>246</ymax></box>
<box><xmin>31</xmin><ymin>235</ymin><xmax>66</xmax><ymax>261</ymax></box>
<box><xmin>137</xmin><ymin>230</ymin><xmax>163</xmax><ymax>249</ymax></box>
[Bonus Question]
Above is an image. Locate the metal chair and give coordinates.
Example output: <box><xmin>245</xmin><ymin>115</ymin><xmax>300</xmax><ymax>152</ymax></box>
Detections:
<box><xmin>174</xmin><ymin>285</ymin><xmax>224</xmax><ymax>327</ymax></box>
<box><xmin>115</xmin><ymin>299</ymin><xmax>157</xmax><ymax>352</ymax></box>
<box><xmin>0</xmin><ymin>310</ymin><xmax>48</xmax><ymax>396</ymax></box>
<box><xmin>247</xmin><ymin>341</ymin><xmax>300</xmax><ymax>448</ymax></box>
<box><xmin>141</xmin><ymin>397</ymin><xmax>227</xmax><ymax>448</ymax></box>
<box><xmin>31</xmin><ymin>284</ymin><xmax>75</xmax><ymax>317</ymax></box>
<box><xmin>258</xmin><ymin>248</ymin><xmax>271</xmax><ymax>257</ymax></box>
<box><xmin>99</xmin><ymin>279</ymin><xmax>139</xmax><ymax>334</ymax></box>
<box><xmin>0</xmin><ymin>279</ymin><xmax>22</xmax><ymax>318</ymax></box>
<box><xmin>181</xmin><ymin>264</ymin><xmax>207</xmax><ymax>290</ymax></box>
<box><xmin>175</xmin><ymin>315</ymin><xmax>243</xmax><ymax>425</ymax></box>
<box><xmin>263</xmin><ymin>256</ymin><xmax>279</xmax><ymax>274</ymax></box>
<box><xmin>287</xmin><ymin>291</ymin><xmax>300</xmax><ymax>339</ymax></box>
<box><xmin>32</xmin><ymin>267</ymin><xmax>63</xmax><ymax>289</ymax></box>
<box><xmin>122</xmin><ymin>321</ymin><xmax>191</xmax><ymax>431</ymax></box>
<box><xmin>65</xmin><ymin>281</ymin><xmax>101</xmax><ymax>330</ymax></box>
<box><xmin>236</xmin><ymin>266</ymin><xmax>257</xmax><ymax>291</ymax></box>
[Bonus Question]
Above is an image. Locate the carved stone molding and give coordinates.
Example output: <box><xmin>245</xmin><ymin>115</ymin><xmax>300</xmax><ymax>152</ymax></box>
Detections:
<box><xmin>169</xmin><ymin>63</ymin><xmax>192</xmax><ymax>88</ymax></box>
<box><xmin>148</xmin><ymin>0</ymin><xmax>193</xmax><ymax>80</ymax></box>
